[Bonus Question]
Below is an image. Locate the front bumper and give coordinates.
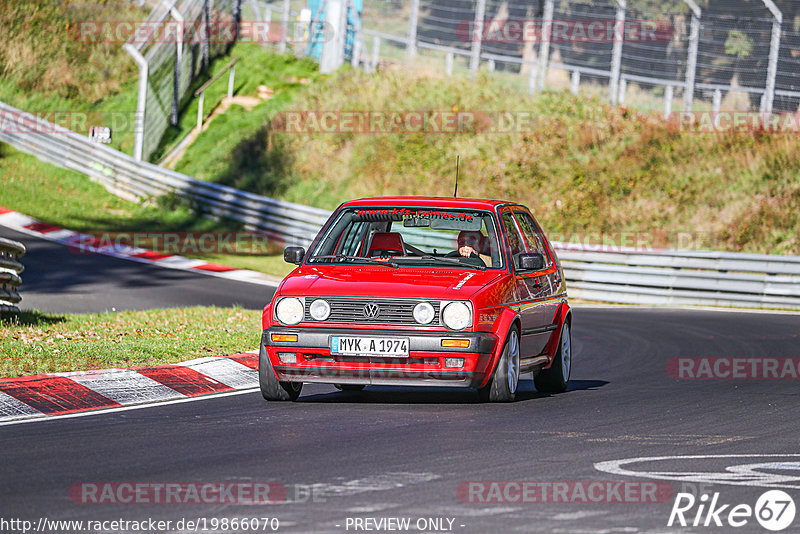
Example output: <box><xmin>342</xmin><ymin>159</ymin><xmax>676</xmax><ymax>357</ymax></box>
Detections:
<box><xmin>263</xmin><ymin>327</ymin><xmax>498</xmax><ymax>388</ymax></box>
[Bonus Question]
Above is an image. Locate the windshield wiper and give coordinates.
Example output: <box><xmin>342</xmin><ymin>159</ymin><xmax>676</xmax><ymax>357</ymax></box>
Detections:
<box><xmin>310</xmin><ymin>254</ymin><xmax>399</xmax><ymax>269</ymax></box>
<box><xmin>398</xmin><ymin>255</ymin><xmax>486</xmax><ymax>271</ymax></box>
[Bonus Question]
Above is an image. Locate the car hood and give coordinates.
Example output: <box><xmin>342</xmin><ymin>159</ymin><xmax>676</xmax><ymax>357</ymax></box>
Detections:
<box><xmin>279</xmin><ymin>265</ymin><xmax>503</xmax><ymax>300</ymax></box>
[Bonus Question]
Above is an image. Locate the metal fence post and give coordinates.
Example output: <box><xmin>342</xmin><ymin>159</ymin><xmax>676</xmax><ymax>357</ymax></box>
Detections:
<box><xmin>168</xmin><ymin>3</ymin><xmax>184</xmax><ymax>126</ymax></box>
<box><xmin>445</xmin><ymin>52</ymin><xmax>454</xmax><ymax>76</ymax></box>
<box><xmin>712</xmin><ymin>88</ymin><xmax>722</xmax><ymax>114</ymax></box>
<box><xmin>406</xmin><ymin>0</ymin><xmax>420</xmax><ymax>58</ymax></box>
<box><xmin>469</xmin><ymin>0</ymin><xmax>487</xmax><ymax>76</ymax></box>
<box><xmin>202</xmin><ymin>0</ymin><xmax>211</xmax><ymax>71</ymax></box>
<box><xmin>682</xmin><ymin>0</ymin><xmax>701</xmax><ymax>112</ymax></box>
<box><xmin>761</xmin><ymin>0</ymin><xmax>782</xmax><ymax>114</ymax></box>
<box><xmin>123</xmin><ymin>43</ymin><xmax>148</xmax><ymax>162</ymax></box>
<box><xmin>279</xmin><ymin>0</ymin><xmax>291</xmax><ymax>53</ymax></box>
<box><xmin>371</xmin><ymin>35</ymin><xmax>380</xmax><ymax>72</ymax></box>
<box><xmin>609</xmin><ymin>0</ymin><xmax>626</xmax><ymax>105</ymax></box>
<box><xmin>618</xmin><ymin>78</ymin><xmax>627</xmax><ymax>105</ymax></box>
<box><xmin>228</xmin><ymin>64</ymin><xmax>235</xmax><ymax>98</ymax></box>
<box><xmin>197</xmin><ymin>91</ymin><xmax>205</xmax><ymax>130</ymax></box>
<box><xmin>571</xmin><ymin>70</ymin><xmax>580</xmax><ymax>95</ymax></box>
<box><xmin>664</xmin><ymin>85</ymin><xmax>673</xmax><ymax>118</ymax></box>
<box><xmin>535</xmin><ymin>0</ymin><xmax>554</xmax><ymax>90</ymax></box>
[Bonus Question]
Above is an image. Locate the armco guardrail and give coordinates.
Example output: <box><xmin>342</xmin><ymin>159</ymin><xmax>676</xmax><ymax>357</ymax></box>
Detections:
<box><xmin>0</xmin><ymin>100</ymin><xmax>330</xmax><ymax>248</ymax></box>
<box><xmin>0</xmin><ymin>237</ymin><xmax>25</xmax><ymax>313</ymax></box>
<box><xmin>2</xmin><ymin>99</ymin><xmax>800</xmax><ymax>310</ymax></box>
<box><xmin>554</xmin><ymin>245</ymin><xmax>800</xmax><ymax>309</ymax></box>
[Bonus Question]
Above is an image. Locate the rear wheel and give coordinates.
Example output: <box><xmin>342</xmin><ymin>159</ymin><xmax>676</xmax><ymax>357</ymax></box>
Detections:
<box><xmin>334</xmin><ymin>384</ymin><xmax>365</xmax><ymax>391</ymax></box>
<box><xmin>259</xmin><ymin>344</ymin><xmax>303</xmax><ymax>401</ymax></box>
<box><xmin>478</xmin><ymin>326</ymin><xmax>520</xmax><ymax>402</ymax></box>
<box><xmin>534</xmin><ymin>321</ymin><xmax>571</xmax><ymax>393</ymax></box>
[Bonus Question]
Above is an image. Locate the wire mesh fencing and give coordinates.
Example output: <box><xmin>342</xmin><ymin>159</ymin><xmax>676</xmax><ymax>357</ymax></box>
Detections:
<box><xmin>125</xmin><ymin>0</ymin><xmax>243</xmax><ymax>162</ymax></box>
<box><xmin>247</xmin><ymin>0</ymin><xmax>800</xmax><ymax>117</ymax></box>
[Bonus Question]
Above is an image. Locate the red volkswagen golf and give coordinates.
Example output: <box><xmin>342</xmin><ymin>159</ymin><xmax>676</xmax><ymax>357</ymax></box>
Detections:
<box><xmin>260</xmin><ymin>197</ymin><xmax>572</xmax><ymax>402</ymax></box>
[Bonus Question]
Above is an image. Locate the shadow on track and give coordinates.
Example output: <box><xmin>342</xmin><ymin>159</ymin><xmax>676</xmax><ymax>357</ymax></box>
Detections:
<box><xmin>297</xmin><ymin>379</ymin><xmax>608</xmax><ymax>404</ymax></box>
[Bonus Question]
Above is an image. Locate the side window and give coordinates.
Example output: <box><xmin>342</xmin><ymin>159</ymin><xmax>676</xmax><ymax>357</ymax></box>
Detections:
<box><xmin>501</xmin><ymin>211</ymin><xmax>526</xmax><ymax>259</ymax></box>
<box><xmin>513</xmin><ymin>210</ymin><xmax>553</xmax><ymax>267</ymax></box>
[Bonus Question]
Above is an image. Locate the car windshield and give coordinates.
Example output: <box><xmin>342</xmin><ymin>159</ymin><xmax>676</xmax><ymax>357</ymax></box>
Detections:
<box><xmin>307</xmin><ymin>206</ymin><xmax>504</xmax><ymax>269</ymax></box>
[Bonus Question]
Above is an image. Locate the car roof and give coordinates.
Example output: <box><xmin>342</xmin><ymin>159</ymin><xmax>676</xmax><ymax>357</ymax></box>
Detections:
<box><xmin>341</xmin><ymin>196</ymin><xmax>519</xmax><ymax>210</ymax></box>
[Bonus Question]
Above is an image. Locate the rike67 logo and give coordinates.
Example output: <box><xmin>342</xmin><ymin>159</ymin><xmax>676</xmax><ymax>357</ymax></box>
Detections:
<box><xmin>668</xmin><ymin>490</ymin><xmax>796</xmax><ymax>531</ymax></box>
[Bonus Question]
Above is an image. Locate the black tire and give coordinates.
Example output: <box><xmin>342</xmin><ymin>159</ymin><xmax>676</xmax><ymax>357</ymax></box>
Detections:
<box><xmin>259</xmin><ymin>344</ymin><xmax>303</xmax><ymax>401</ymax></box>
<box><xmin>478</xmin><ymin>326</ymin><xmax>521</xmax><ymax>402</ymax></box>
<box><xmin>334</xmin><ymin>384</ymin><xmax>366</xmax><ymax>391</ymax></box>
<box><xmin>534</xmin><ymin>320</ymin><xmax>571</xmax><ymax>393</ymax></box>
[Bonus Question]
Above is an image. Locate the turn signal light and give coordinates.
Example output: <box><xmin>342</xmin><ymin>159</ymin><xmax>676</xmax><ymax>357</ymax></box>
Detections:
<box><xmin>441</xmin><ymin>339</ymin><xmax>470</xmax><ymax>348</ymax></box>
<box><xmin>271</xmin><ymin>334</ymin><xmax>298</xmax><ymax>342</ymax></box>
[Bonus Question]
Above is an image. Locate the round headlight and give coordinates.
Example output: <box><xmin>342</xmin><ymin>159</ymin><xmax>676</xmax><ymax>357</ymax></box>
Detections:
<box><xmin>309</xmin><ymin>299</ymin><xmax>331</xmax><ymax>321</ymax></box>
<box><xmin>442</xmin><ymin>302</ymin><xmax>471</xmax><ymax>330</ymax></box>
<box><xmin>413</xmin><ymin>302</ymin><xmax>435</xmax><ymax>325</ymax></box>
<box><xmin>276</xmin><ymin>297</ymin><xmax>304</xmax><ymax>325</ymax></box>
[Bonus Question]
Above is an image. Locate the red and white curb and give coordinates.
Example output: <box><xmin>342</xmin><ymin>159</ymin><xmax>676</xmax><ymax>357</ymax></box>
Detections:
<box><xmin>0</xmin><ymin>351</ymin><xmax>260</xmax><ymax>423</ymax></box>
<box><xmin>0</xmin><ymin>206</ymin><xmax>280</xmax><ymax>287</ymax></box>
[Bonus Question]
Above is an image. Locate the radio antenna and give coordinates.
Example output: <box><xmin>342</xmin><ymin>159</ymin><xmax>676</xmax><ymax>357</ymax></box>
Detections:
<box><xmin>453</xmin><ymin>155</ymin><xmax>460</xmax><ymax>197</ymax></box>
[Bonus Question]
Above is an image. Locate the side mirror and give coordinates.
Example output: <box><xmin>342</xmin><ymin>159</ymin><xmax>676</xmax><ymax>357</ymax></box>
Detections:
<box><xmin>517</xmin><ymin>252</ymin><xmax>545</xmax><ymax>271</ymax></box>
<box><xmin>284</xmin><ymin>246</ymin><xmax>305</xmax><ymax>265</ymax></box>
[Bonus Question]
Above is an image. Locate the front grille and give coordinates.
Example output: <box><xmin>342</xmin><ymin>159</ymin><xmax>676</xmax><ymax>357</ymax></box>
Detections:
<box><xmin>304</xmin><ymin>297</ymin><xmax>441</xmax><ymax>325</ymax></box>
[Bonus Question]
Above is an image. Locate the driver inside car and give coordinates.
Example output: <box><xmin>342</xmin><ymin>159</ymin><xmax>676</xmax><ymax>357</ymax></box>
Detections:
<box><xmin>452</xmin><ymin>230</ymin><xmax>493</xmax><ymax>267</ymax></box>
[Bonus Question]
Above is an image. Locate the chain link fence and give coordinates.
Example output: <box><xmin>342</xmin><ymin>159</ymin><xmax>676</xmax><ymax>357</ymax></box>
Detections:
<box><xmin>250</xmin><ymin>0</ymin><xmax>800</xmax><ymax>116</ymax></box>
<box><xmin>125</xmin><ymin>0</ymin><xmax>242</xmax><ymax>162</ymax></box>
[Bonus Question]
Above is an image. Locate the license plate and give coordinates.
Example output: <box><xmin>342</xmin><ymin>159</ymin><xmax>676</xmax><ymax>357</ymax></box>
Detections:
<box><xmin>330</xmin><ymin>336</ymin><xmax>409</xmax><ymax>357</ymax></box>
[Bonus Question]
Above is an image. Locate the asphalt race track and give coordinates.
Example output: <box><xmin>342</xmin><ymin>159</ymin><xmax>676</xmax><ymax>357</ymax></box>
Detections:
<box><xmin>0</xmin><ymin>226</ymin><xmax>273</xmax><ymax>313</ymax></box>
<box><xmin>2</xmin><ymin>307</ymin><xmax>799</xmax><ymax>533</ymax></box>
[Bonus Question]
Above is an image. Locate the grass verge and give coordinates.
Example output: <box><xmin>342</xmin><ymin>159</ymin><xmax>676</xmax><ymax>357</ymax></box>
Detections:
<box><xmin>0</xmin><ymin>306</ymin><xmax>261</xmax><ymax>378</ymax></box>
<box><xmin>174</xmin><ymin>65</ymin><xmax>800</xmax><ymax>255</ymax></box>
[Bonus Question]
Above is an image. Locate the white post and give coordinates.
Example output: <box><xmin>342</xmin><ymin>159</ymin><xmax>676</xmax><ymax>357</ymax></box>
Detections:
<box><xmin>124</xmin><ymin>43</ymin><xmax>148</xmax><ymax>161</ymax></box>
<box><xmin>682</xmin><ymin>0</ymin><xmax>701</xmax><ymax>112</ymax></box>
<box><xmin>279</xmin><ymin>0</ymin><xmax>290</xmax><ymax>53</ymax></box>
<box><xmin>570</xmin><ymin>70</ymin><xmax>580</xmax><ymax>95</ymax></box>
<box><xmin>469</xmin><ymin>0</ymin><xmax>487</xmax><ymax>77</ymax></box>
<box><xmin>618</xmin><ymin>78</ymin><xmax>627</xmax><ymax>105</ymax></box>
<box><xmin>487</xmin><ymin>59</ymin><xmax>495</xmax><ymax>72</ymax></box>
<box><xmin>197</xmin><ymin>91</ymin><xmax>205</xmax><ymax>130</ymax></box>
<box><xmin>406</xmin><ymin>0</ymin><xmax>420</xmax><ymax>58</ymax></box>
<box><xmin>445</xmin><ymin>52</ymin><xmax>454</xmax><ymax>76</ymax></box>
<box><xmin>712</xmin><ymin>88</ymin><xmax>721</xmax><ymax>114</ymax></box>
<box><xmin>527</xmin><ymin>64</ymin><xmax>538</xmax><ymax>94</ymax></box>
<box><xmin>760</xmin><ymin>0</ymin><xmax>782</xmax><ymax>114</ymax></box>
<box><xmin>609</xmin><ymin>0</ymin><xmax>626</xmax><ymax>105</ymax></box>
<box><xmin>371</xmin><ymin>35</ymin><xmax>380</xmax><ymax>72</ymax></box>
<box><xmin>227</xmin><ymin>64</ymin><xmax>235</xmax><ymax>98</ymax></box>
<box><xmin>351</xmin><ymin>35</ymin><xmax>361</xmax><ymax>67</ymax></box>
<box><xmin>664</xmin><ymin>85</ymin><xmax>673</xmax><ymax>118</ymax></box>
<box><xmin>536</xmin><ymin>0</ymin><xmax>554</xmax><ymax>91</ymax></box>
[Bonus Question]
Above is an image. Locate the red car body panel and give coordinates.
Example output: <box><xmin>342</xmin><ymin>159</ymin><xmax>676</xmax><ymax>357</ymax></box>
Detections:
<box><xmin>261</xmin><ymin>197</ymin><xmax>571</xmax><ymax>391</ymax></box>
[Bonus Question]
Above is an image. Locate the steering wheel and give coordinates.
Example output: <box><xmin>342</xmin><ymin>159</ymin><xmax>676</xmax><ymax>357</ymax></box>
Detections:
<box><xmin>370</xmin><ymin>248</ymin><xmax>404</xmax><ymax>257</ymax></box>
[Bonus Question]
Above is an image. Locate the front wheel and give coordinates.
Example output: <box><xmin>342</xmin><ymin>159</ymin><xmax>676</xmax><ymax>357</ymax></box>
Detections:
<box><xmin>534</xmin><ymin>321</ymin><xmax>571</xmax><ymax>393</ymax></box>
<box><xmin>478</xmin><ymin>326</ymin><xmax>520</xmax><ymax>402</ymax></box>
<box><xmin>259</xmin><ymin>344</ymin><xmax>303</xmax><ymax>401</ymax></box>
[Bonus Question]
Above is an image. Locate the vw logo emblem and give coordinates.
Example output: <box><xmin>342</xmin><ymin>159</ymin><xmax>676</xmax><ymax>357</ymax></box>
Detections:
<box><xmin>363</xmin><ymin>303</ymin><xmax>380</xmax><ymax>318</ymax></box>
